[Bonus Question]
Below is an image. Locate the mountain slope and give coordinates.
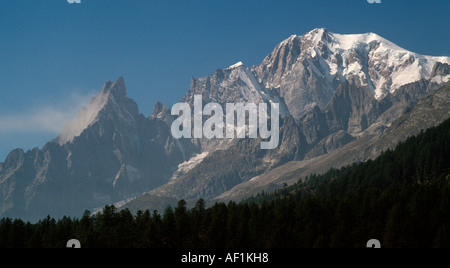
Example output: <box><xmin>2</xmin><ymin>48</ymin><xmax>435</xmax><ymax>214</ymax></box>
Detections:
<box><xmin>1</xmin><ymin>29</ymin><xmax>449</xmax><ymax>221</ymax></box>
<box><xmin>0</xmin><ymin>78</ymin><xmax>198</xmax><ymax>221</ymax></box>
<box><xmin>217</xmin><ymin>81</ymin><xmax>450</xmax><ymax>201</ymax></box>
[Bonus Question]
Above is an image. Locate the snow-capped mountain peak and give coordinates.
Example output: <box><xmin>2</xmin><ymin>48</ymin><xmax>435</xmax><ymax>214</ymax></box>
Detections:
<box><xmin>255</xmin><ymin>28</ymin><xmax>450</xmax><ymax>118</ymax></box>
<box><xmin>327</xmin><ymin>31</ymin><xmax>449</xmax><ymax>99</ymax></box>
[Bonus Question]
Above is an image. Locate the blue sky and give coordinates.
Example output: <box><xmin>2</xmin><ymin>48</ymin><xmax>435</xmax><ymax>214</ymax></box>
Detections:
<box><xmin>0</xmin><ymin>0</ymin><xmax>449</xmax><ymax>161</ymax></box>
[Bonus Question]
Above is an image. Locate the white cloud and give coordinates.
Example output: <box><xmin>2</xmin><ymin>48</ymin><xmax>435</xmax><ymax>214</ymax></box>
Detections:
<box><xmin>0</xmin><ymin>92</ymin><xmax>95</xmax><ymax>135</ymax></box>
<box><xmin>59</xmin><ymin>90</ymin><xmax>109</xmax><ymax>144</ymax></box>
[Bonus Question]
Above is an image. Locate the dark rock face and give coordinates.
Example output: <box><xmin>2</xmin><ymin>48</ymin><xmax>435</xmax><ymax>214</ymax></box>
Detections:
<box><xmin>430</xmin><ymin>62</ymin><xmax>450</xmax><ymax>78</ymax></box>
<box><xmin>0</xmin><ymin>78</ymin><xmax>198</xmax><ymax>221</ymax></box>
<box><xmin>324</xmin><ymin>80</ymin><xmax>385</xmax><ymax>135</ymax></box>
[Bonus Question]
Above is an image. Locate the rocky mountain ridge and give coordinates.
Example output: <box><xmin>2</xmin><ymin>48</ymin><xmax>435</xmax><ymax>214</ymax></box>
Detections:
<box><xmin>1</xmin><ymin>29</ymin><xmax>449</xmax><ymax>221</ymax></box>
<box><xmin>0</xmin><ymin>78</ymin><xmax>198</xmax><ymax>221</ymax></box>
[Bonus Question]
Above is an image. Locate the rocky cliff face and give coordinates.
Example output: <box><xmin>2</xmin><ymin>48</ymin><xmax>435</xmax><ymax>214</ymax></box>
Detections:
<box><xmin>182</xmin><ymin>61</ymin><xmax>290</xmax><ymax>117</ymax></box>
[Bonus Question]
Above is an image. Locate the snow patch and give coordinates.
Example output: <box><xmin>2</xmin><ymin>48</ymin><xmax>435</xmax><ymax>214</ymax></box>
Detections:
<box><xmin>391</xmin><ymin>60</ymin><xmax>423</xmax><ymax>91</ymax></box>
<box><xmin>332</xmin><ymin>32</ymin><xmax>403</xmax><ymax>52</ymax></box>
<box><xmin>174</xmin><ymin>152</ymin><xmax>209</xmax><ymax>179</ymax></box>
<box><xmin>227</xmin><ymin>61</ymin><xmax>244</xmax><ymax>70</ymax></box>
<box><xmin>431</xmin><ymin>75</ymin><xmax>450</xmax><ymax>84</ymax></box>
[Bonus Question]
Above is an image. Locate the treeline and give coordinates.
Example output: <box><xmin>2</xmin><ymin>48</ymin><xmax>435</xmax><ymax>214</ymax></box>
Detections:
<box><xmin>1</xmin><ymin>118</ymin><xmax>449</xmax><ymax>248</ymax></box>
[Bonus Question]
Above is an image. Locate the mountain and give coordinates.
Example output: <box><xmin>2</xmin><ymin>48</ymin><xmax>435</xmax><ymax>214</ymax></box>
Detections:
<box><xmin>0</xmin><ymin>77</ymin><xmax>198</xmax><ymax>221</ymax></box>
<box><xmin>255</xmin><ymin>28</ymin><xmax>449</xmax><ymax>119</ymax></box>
<box><xmin>1</xmin><ymin>29</ymin><xmax>449</xmax><ymax>221</ymax></box>
<box><xmin>123</xmin><ymin>30</ymin><xmax>450</xmax><ymax>212</ymax></box>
